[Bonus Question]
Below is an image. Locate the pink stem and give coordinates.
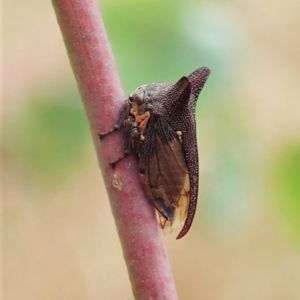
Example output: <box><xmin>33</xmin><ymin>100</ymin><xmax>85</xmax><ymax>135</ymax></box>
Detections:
<box><xmin>51</xmin><ymin>0</ymin><xmax>178</xmax><ymax>299</ymax></box>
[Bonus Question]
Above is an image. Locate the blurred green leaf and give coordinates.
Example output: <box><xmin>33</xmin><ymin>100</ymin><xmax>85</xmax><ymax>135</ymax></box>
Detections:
<box><xmin>270</xmin><ymin>143</ymin><xmax>300</xmax><ymax>246</ymax></box>
<box><xmin>6</xmin><ymin>90</ymin><xmax>90</xmax><ymax>186</ymax></box>
<box><xmin>102</xmin><ymin>1</ymin><xmax>225</xmax><ymax>93</ymax></box>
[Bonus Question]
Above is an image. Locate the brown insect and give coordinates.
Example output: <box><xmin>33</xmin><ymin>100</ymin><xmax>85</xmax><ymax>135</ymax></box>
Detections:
<box><xmin>99</xmin><ymin>67</ymin><xmax>210</xmax><ymax>239</ymax></box>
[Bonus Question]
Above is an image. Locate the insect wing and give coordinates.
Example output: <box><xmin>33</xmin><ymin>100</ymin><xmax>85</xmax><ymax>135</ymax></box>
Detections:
<box><xmin>139</xmin><ymin>117</ymin><xmax>190</xmax><ymax>234</ymax></box>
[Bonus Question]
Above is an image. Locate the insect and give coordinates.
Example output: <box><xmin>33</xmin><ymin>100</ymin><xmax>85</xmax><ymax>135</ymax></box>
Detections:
<box><xmin>99</xmin><ymin>67</ymin><xmax>210</xmax><ymax>239</ymax></box>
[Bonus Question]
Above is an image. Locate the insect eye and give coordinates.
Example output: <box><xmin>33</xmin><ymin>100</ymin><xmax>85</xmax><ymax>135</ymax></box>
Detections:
<box><xmin>133</xmin><ymin>95</ymin><xmax>143</xmax><ymax>105</ymax></box>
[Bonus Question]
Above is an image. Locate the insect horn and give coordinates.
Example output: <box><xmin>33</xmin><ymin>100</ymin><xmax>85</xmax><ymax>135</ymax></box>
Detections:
<box><xmin>176</xmin><ymin>67</ymin><xmax>211</xmax><ymax>240</ymax></box>
<box><xmin>188</xmin><ymin>67</ymin><xmax>211</xmax><ymax>105</ymax></box>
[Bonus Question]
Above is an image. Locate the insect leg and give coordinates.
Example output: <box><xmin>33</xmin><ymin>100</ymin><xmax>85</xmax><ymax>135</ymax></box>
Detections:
<box><xmin>99</xmin><ymin>100</ymin><xmax>131</xmax><ymax>139</ymax></box>
<box><xmin>109</xmin><ymin>116</ymin><xmax>134</xmax><ymax>168</ymax></box>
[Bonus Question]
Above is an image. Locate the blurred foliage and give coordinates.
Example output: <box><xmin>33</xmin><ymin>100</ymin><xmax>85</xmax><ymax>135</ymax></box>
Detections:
<box><xmin>270</xmin><ymin>143</ymin><xmax>300</xmax><ymax>246</ymax></box>
<box><xmin>103</xmin><ymin>1</ymin><xmax>191</xmax><ymax>90</ymax></box>
<box><xmin>102</xmin><ymin>0</ymin><xmax>238</xmax><ymax>98</ymax></box>
<box><xmin>6</xmin><ymin>88</ymin><xmax>90</xmax><ymax>186</ymax></box>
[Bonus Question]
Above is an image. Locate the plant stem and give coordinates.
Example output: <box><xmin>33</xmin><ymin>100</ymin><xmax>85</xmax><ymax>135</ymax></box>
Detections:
<box><xmin>51</xmin><ymin>0</ymin><xmax>178</xmax><ymax>299</ymax></box>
